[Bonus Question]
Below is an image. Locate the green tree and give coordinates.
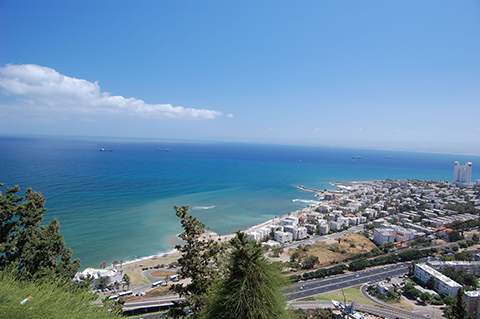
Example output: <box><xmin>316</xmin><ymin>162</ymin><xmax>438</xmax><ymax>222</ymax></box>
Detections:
<box><xmin>202</xmin><ymin>231</ymin><xmax>288</xmax><ymax>319</ymax></box>
<box><xmin>447</xmin><ymin>288</ymin><xmax>471</xmax><ymax>319</ymax></box>
<box><xmin>444</xmin><ymin>295</ymin><xmax>456</xmax><ymax>306</ymax></box>
<box><xmin>426</xmin><ymin>276</ymin><xmax>436</xmax><ymax>290</ymax></box>
<box><xmin>0</xmin><ymin>184</ymin><xmax>80</xmax><ymax>281</ymax></box>
<box><xmin>123</xmin><ymin>273</ymin><xmax>130</xmax><ymax>290</ymax></box>
<box><xmin>420</xmin><ymin>292</ymin><xmax>431</xmax><ymax>303</ymax></box>
<box><xmin>472</xmin><ymin>233</ymin><xmax>479</xmax><ymax>244</ymax></box>
<box><xmin>169</xmin><ymin>206</ymin><xmax>220</xmax><ymax>318</ymax></box>
<box><xmin>96</xmin><ymin>276</ymin><xmax>110</xmax><ymax>289</ymax></box>
<box><xmin>302</xmin><ymin>255</ymin><xmax>319</xmax><ymax>270</ymax></box>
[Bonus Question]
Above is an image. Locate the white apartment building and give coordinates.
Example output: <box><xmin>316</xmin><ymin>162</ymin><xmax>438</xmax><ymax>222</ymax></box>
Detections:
<box><xmin>414</xmin><ymin>263</ymin><xmax>461</xmax><ymax>297</ymax></box>
<box><xmin>373</xmin><ymin>228</ymin><xmax>396</xmax><ymax>246</ymax></box>
<box><xmin>281</xmin><ymin>217</ymin><xmax>299</xmax><ymax>227</ymax></box>
<box><xmin>274</xmin><ymin>231</ymin><xmax>292</xmax><ymax>244</ymax></box>
<box><xmin>454</xmin><ymin>161</ymin><xmax>472</xmax><ymax>186</ymax></box>
<box><xmin>464</xmin><ymin>290</ymin><xmax>480</xmax><ymax>319</ymax></box>
<box><xmin>247</xmin><ymin>231</ymin><xmax>262</xmax><ymax>242</ymax></box>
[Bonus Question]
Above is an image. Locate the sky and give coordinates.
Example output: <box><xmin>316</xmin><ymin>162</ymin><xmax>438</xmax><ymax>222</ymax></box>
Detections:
<box><xmin>0</xmin><ymin>0</ymin><xmax>479</xmax><ymax>153</ymax></box>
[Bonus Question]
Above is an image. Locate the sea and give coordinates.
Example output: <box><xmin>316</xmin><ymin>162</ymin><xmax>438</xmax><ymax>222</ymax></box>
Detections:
<box><xmin>1</xmin><ymin>135</ymin><xmax>479</xmax><ymax>270</ymax></box>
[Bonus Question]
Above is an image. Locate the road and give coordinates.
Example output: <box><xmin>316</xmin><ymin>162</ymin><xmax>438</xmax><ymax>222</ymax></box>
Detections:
<box><xmin>284</xmin><ymin>263</ymin><xmax>409</xmax><ymax>300</ymax></box>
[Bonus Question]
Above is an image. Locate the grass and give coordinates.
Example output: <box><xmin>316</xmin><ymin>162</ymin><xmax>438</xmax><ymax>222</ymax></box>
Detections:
<box><xmin>313</xmin><ymin>285</ymin><xmax>376</xmax><ymax>306</ymax></box>
<box><xmin>289</xmin><ymin>233</ymin><xmax>377</xmax><ymax>267</ymax></box>
<box><xmin>0</xmin><ymin>270</ymin><xmax>121</xmax><ymax>319</ymax></box>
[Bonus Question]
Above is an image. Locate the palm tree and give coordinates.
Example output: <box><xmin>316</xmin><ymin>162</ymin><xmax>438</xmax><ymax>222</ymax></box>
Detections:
<box><xmin>112</xmin><ymin>260</ymin><xmax>119</xmax><ymax>268</ymax></box>
<box><xmin>100</xmin><ymin>261</ymin><xmax>107</xmax><ymax>269</ymax></box>
<box><xmin>203</xmin><ymin>231</ymin><xmax>288</xmax><ymax>319</ymax></box>
<box><xmin>120</xmin><ymin>260</ymin><xmax>123</xmax><ymax>269</ymax></box>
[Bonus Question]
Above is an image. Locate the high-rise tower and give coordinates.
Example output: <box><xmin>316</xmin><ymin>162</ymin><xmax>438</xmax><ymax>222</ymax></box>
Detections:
<box><xmin>453</xmin><ymin>161</ymin><xmax>472</xmax><ymax>186</ymax></box>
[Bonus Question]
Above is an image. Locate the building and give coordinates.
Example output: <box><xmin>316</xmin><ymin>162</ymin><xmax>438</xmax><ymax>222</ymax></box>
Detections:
<box><xmin>454</xmin><ymin>161</ymin><xmax>472</xmax><ymax>186</ymax></box>
<box><xmin>281</xmin><ymin>217</ymin><xmax>298</xmax><ymax>227</ymax></box>
<box><xmin>427</xmin><ymin>261</ymin><xmax>480</xmax><ymax>276</ymax></box>
<box><xmin>414</xmin><ymin>263</ymin><xmax>462</xmax><ymax>297</ymax></box>
<box><xmin>373</xmin><ymin>228</ymin><xmax>396</xmax><ymax>246</ymax></box>
<box><xmin>74</xmin><ymin>268</ymin><xmax>124</xmax><ymax>288</ymax></box>
<box><xmin>274</xmin><ymin>231</ymin><xmax>292</xmax><ymax>244</ymax></box>
<box><xmin>464</xmin><ymin>290</ymin><xmax>480</xmax><ymax>319</ymax></box>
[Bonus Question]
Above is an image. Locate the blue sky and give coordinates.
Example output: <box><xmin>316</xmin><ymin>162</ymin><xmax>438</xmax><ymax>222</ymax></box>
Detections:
<box><xmin>1</xmin><ymin>0</ymin><xmax>479</xmax><ymax>153</ymax></box>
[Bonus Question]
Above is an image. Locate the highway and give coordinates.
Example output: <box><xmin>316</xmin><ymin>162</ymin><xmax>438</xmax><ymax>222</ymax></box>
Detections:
<box><xmin>284</xmin><ymin>263</ymin><xmax>409</xmax><ymax>300</ymax></box>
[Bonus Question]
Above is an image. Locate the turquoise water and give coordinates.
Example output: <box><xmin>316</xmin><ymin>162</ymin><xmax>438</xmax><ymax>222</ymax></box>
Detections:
<box><xmin>1</xmin><ymin>135</ymin><xmax>479</xmax><ymax>269</ymax></box>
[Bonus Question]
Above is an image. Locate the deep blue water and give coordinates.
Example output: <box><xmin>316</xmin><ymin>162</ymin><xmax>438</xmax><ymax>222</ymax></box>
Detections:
<box><xmin>1</xmin><ymin>135</ymin><xmax>479</xmax><ymax>269</ymax></box>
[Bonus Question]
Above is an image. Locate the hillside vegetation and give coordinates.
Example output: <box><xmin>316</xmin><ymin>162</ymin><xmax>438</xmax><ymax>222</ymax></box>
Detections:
<box><xmin>0</xmin><ymin>270</ymin><xmax>120</xmax><ymax>319</ymax></box>
<box><xmin>289</xmin><ymin>233</ymin><xmax>376</xmax><ymax>267</ymax></box>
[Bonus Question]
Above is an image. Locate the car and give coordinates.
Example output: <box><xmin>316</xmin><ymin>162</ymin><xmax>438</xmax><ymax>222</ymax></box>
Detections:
<box><xmin>299</xmin><ymin>285</ymin><xmax>305</xmax><ymax>290</ymax></box>
<box><xmin>355</xmin><ymin>275</ymin><xmax>360</xmax><ymax>278</ymax></box>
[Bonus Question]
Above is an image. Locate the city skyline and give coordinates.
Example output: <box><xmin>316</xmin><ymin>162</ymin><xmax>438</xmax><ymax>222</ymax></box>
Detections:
<box><xmin>1</xmin><ymin>1</ymin><xmax>479</xmax><ymax>153</ymax></box>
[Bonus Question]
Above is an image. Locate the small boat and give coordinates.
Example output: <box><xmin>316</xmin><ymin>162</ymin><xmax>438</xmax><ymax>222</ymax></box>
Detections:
<box><xmin>100</xmin><ymin>148</ymin><xmax>113</xmax><ymax>152</ymax></box>
<box><xmin>157</xmin><ymin>149</ymin><xmax>170</xmax><ymax>152</ymax></box>
<box><xmin>352</xmin><ymin>156</ymin><xmax>362</xmax><ymax>159</ymax></box>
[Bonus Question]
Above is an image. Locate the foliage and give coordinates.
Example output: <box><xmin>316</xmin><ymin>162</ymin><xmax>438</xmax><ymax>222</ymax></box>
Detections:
<box><xmin>445</xmin><ymin>203</ymin><xmax>480</xmax><ymax>216</ymax></box>
<box><xmin>404</xmin><ymin>283</ymin><xmax>420</xmax><ymax>298</ymax></box>
<box><xmin>0</xmin><ymin>268</ymin><xmax>121</xmax><ymax>319</ymax></box>
<box><xmin>302</xmin><ymin>255</ymin><xmax>319</xmax><ymax>270</ymax></box>
<box><xmin>0</xmin><ymin>184</ymin><xmax>80</xmax><ymax>282</ymax></box>
<box><xmin>168</xmin><ymin>206</ymin><xmax>221</xmax><ymax>318</ymax></box>
<box><xmin>443</xmin><ymin>295</ymin><xmax>456</xmax><ymax>306</ymax></box>
<box><xmin>454</xmin><ymin>251</ymin><xmax>474</xmax><ymax>261</ymax></box>
<box><xmin>270</xmin><ymin>246</ymin><xmax>284</xmax><ymax>258</ymax></box>
<box><xmin>419</xmin><ymin>292</ymin><xmax>431</xmax><ymax>303</ymax></box>
<box><xmin>101</xmin><ymin>296</ymin><xmax>125</xmax><ymax>315</ymax></box>
<box><xmin>472</xmin><ymin>233</ymin><xmax>479</xmax><ymax>244</ymax></box>
<box><xmin>202</xmin><ymin>231</ymin><xmax>288</xmax><ymax>319</ymax></box>
<box><xmin>443</xmin><ymin>267</ymin><xmax>478</xmax><ymax>288</ymax></box>
<box><xmin>444</xmin><ymin>288</ymin><xmax>473</xmax><ymax>319</ymax></box>
<box><xmin>449</xmin><ymin>230</ymin><xmax>465</xmax><ymax>242</ymax></box>
<box><xmin>426</xmin><ymin>276</ymin><xmax>436</xmax><ymax>290</ymax></box>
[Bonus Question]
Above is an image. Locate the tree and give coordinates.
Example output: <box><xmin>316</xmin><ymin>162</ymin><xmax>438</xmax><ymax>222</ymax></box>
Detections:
<box><xmin>100</xmin><ymin>261</ymin><xmax>107</xmax><ymax>269</ymax></box>
<box><xmin>169</xmin><ymin>206</ymin><xmax>221</xmax><ymax>318</ymax></box>
<box><xmin>123</xmin><ymin>273</ymin><xmax>130</xmax><ymax>290</ymax></box>
<box><xmin>420</xmin><ymin>292</ymin><xmax>431</xmax><ymax>303</ymax></box>
<box><xmin>444</xmin><ymin>295</ymin><xmax>456</xmax><ymax>306</ymax></box>
<box><xmin>472</xmin><ymin>233</ymin><xmax>479</xmax><ymax>244</ymax></box>
<box><xmin>0</xmin><ymin>184</ymin><xmax>80</xmax><ymax>281</ymax></box>
<box><xmin>97</xmin><ymin>276</ymin><xmax>110</xmax><ymax>289</ymax></box>
<box><xmin>447</xmin><ymin>288</ymin><xmax>471</xmax><ymax>319</ymax></box>
<box><xmin>302</xmin><ymin>255</ymin><xmax>319</xmax><ymax>270</ymax></box>
<box><xmin>426</xmin><ymin>276</ymin><xmax>436</xmax><ymax>290</ymax></box>
<box><xmin>112</xmin><ymin>260</ymin><xmax>119</xmax><ymax>268</ymax></box>
<box><xmin>202</xmin><ymin>231</ymin><xmax>288</xmax><ymax>319</ymax></box>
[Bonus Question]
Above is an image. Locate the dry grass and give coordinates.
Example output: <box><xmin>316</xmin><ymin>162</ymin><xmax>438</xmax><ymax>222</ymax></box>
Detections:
<box><xmin>150</xmin><ymin>270</ymin><xmax>175</xmax><ymax>278</ymax></box>
<box><xmin>289</xmin><ymin>233</ymin><xmax>376</xmax><ymax>267</ymax></box>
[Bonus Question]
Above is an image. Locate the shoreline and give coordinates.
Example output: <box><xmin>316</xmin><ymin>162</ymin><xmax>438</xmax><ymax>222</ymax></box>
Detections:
<box><xmin>106</xmin><ymin>182</ymin><xmax>347</xmax><ymax>272</ymax></box>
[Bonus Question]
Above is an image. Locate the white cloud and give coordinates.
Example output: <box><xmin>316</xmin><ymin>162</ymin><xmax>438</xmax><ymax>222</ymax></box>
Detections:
<box><xmin>0</xmin><ymin>64</ymin><xmax>224</xmax><ymax>120</ymax></box>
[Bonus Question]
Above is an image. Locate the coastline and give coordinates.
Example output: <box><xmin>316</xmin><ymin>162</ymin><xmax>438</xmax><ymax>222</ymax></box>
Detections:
<box><xmin>110</xmin><ymin>183</ymin><xmax>340</xmax><ymax>273</ymax></box>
